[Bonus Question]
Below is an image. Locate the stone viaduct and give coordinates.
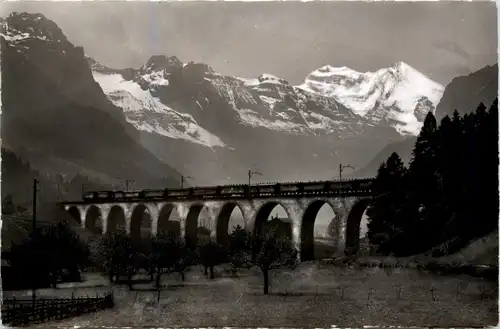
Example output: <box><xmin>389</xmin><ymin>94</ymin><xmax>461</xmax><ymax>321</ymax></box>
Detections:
<box><xmin>59</xmin><ymin>179</ymin><xmax>375</xmax><ymax>261</ymax></box>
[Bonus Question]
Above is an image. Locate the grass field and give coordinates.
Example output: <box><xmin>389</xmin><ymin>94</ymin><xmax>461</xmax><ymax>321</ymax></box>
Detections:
<box><xmin>6</xmin><ymin>263</ymin><xmax>497</xmax><ymax>328</ymax></box>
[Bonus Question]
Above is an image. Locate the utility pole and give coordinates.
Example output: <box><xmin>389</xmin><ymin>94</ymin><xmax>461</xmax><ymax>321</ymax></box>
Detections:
<box><xmin>125</xmin><ymin>180</ymin><xmax>135</xmax><ymax>192</ymax></box>
<box><xmin>32</xmin><ymin>178</ymin><xmax>39</xmax><ymax>301</ymax></box>
<box><xmin>181</xmin><ymin>175</ymin><xmax>192</xmax><ymax>189</ymax></box>
<box><xmin>339</xmin><ymin>164</ymin><xmax>354</xmax><ymax>193</ymax></box>
<box><xmin>248</xmin><ymin>169</ymin><xmax>262</xmax><ymax>199</ymax></box>
<box><xmin>56</xmin><ymin>183</ymin><xmax>60</xmax><ymax>201</ymax></box>
<box><xmin>248</xmin><ymin>169</ymin><xmax>262</xmax><ymax>187</ymax></box>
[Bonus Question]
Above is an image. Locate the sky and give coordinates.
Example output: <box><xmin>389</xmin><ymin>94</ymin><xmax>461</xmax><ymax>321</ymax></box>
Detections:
<box><xmin>1</xmin><ymin>1</ymin><xmax>497</xmax><ymax>86</ymax></box>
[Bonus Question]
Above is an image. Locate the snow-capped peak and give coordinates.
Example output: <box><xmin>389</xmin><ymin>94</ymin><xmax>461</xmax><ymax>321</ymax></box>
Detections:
<box><xmin>92</xmin><ymin>71</ymin><xmax>226</xmax><ymax>149</ymax></box>
<box><xmin>258</xmin><ymin>73</ymin><xmax>289</xmax><ymax>85</ymax></box>
<box><xmin>297</xmin><ymin>62</ymin><xmax>445</xmax><ymax>135</ymax></box>
<box><xmin>133</xmin><ymin>55</ymin><xmax>185</xmax><ymax>87</ymax></box>
<box><xmin>236</xmin><ymin>73</ymin><xmax>289</xmax><ymax>87</ymax></box>
<box><xmin>308</xmin><ymin>65</ymin><xmax>363</xmax><ymax>79</ymax></box>
<box><xmin>140</xmin><ymin>55</ymin><xmax>183</xmax><ymax>73</ymax></box>
<box><xmin>1</xmin><ymin>12</ymin><xmax>69</xmax><ymax>46</ymax></box>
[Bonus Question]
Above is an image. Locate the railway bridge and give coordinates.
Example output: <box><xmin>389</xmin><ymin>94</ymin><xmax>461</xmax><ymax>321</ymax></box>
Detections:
<box><xmin>59</xmin><ymin>178</ymin><xmax>376</xmax><ymax>261</ymax></box>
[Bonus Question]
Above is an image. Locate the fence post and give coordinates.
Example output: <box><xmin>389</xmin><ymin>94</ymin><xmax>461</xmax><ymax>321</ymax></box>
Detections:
<box><xmin>480</xmin><ymin>285</ymin><xmax>486</xmax><ymax>300</ymax></box>
<box><xmin>397</xmin><ymin>285</ymin><xmax>403</xmax><ymax>300</ymax></box>
<box><xmin>430</xmin><ymin>287</ymin><xmax>436</xmax><ymax>301</ymax></box>
<box><xmin>41</xmin><ymin>299</ymin><xmax>45</xmax><ymax>323</ymax></box>
<box><xmin>1</xmin><ymin>290</ymin><xmax>117</xmax><ymax>326</ymax></box>
<box><xmin>366</xmin><ymin>288</ymin><xmax>373</xmax><ymax>306</ymax></box>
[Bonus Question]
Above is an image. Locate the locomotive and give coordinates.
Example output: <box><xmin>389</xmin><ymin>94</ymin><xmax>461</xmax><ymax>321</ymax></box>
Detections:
<box><xmin>82</xmin><ymin>178</ymin><xmax>374</xmax><ymax>202</ymax></box>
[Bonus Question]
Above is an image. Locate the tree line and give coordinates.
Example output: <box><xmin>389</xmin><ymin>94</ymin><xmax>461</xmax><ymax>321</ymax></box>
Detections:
<box><xmin>4</xmin><ymin>222</ymin><xmax>298</xmax><ymax>295</ymax></box>
<box><xmin>1</xmin><ymin>148</ymin><xmax>113</xmax><ymax>208</ymax></box>
<box><xmin>367</xmin><ymin>99</ymin><xmax>498</xmax><ymax>257</ymax></box>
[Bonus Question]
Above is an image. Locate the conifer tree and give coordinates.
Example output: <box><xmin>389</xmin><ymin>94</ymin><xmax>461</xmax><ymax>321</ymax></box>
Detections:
<box><xmin>408</xmin><ymin>111</ymin><xmax>442</xmax><ymax>248</ymax></box>
<box><xmin>367</xmin><ymin>153</ymin><xmax>410</xmax><ymax>254</ymax></box>
<box><xmin>367</xmin><ymin>101</ymin><xmax>498</xmax><ymax>256</ymax></box>
<box><xmin>477</xmin><ymin>100</ymin><xmax>499</xmax><ymax>237</ymax></box>
<box><xmin>409</xmin><ymin>112</ymin><xmax>439</xmax><ymax>197</ymax></box>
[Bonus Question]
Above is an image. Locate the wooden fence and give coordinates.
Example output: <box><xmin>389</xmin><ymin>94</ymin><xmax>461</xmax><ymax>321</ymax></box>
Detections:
<box><xmin>1</xmin><ymin>292</ymin><xmax>114</xmax><ymax>326</ymax></box>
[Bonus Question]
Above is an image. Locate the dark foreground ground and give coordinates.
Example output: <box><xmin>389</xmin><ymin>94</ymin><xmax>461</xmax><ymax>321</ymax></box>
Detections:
<box><xmin>5</xmin><ymin>263</ymin><xmax>498</xmax><ymax>328</ymax></box>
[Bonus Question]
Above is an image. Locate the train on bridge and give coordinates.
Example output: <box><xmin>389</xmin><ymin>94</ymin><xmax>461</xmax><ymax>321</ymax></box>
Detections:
<box><xmin>80</xmin><ymin>178</ymin><xmax>374</xmax><ymax>203</ymax></box>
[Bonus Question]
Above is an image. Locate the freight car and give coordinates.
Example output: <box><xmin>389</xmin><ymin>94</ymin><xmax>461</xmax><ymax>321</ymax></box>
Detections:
<box><xmin>191</xmin><ymin>186</ymin><xmax>219</xmax><ymax>198</ymax></box>
<box><xmin>220</xmin><ymin>185</ymin><xmax>246</xmax><ymax>197</ymax></box>
<box><xmin>302</xmin><ymin>181</ymin><xmax>329</xmax><ymax>194</ymax></box>
<box><xmin>79</xmin><ymin>178</ymin><xmax>375</xmax><ymax>202</ymax></box>
<box><xmin>123</xmin><ymin>191</ymin><xmax>141</xmax><ymax>199</ymax></box>
<box><xmin>277</xmin><ymin>183</ymin><xmax>303</xmax><ymax>195</ymax></box>
<box><xmin>143</xmin><ymin>189</ymin><xmax>166</xmax><ymax>199</ymax></box>
<box><xmin>167</xmin><ymin>188</ymin><xmax>191</xmax><ymax>197</ymax></box>
<box><xmin>82</xmin><ymin>191</ymin><xmax>115</xmax><ymax>201</ymax></box>
<box><xmin>355</xmin><ymin>179</ymin><xmax>373</xmax><ymax>192</ymax></box>
<box><xmin>112</xmin><ymin>191</ymin><xmax>127</xmax><ymax>200</ymax></box>
<box><xmin>256</xmin><ymin>185</ymin><xmax>275</xmax><ymax>195</ymax></box>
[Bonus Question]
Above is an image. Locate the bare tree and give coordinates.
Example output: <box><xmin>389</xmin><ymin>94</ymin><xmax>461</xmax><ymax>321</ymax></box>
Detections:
<box><xmin>198</xmin><ymin>238</ymin><xmax>226</xmax><ymax>279</ymax></box>
<box><xmin>149</xmin><ymin>231</ymin><xmax>191</xmax><ymax>288</ymax></box>
<box><xmin>252</xmin><ymin>228</ymin><xmax>298</xmax><ymax>295</ymax></box>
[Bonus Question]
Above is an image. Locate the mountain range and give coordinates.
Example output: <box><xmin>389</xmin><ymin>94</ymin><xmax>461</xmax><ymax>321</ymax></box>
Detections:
<box><xmin>353</xmin><ymin>63</ymin><xmax>498</xmax><ymax>178</ymax></box>
<box><xmin>1</xmin><ymin>12</ymin><xmax>182</xmax><ymax>193</ymax></box>
<box><xmin>84</xmin><ymin>34</ymin><xmax>446</xmax><ymax>185</ymax></box>
<box><xmin>1</xmin><ymin>12</ymin><xmax>497</xmax><ymax>192</ymax></box>
<box><xmin>435</xmin><ymin>63</ymin><xmax>498</xmax><ymax>120</ymax></box>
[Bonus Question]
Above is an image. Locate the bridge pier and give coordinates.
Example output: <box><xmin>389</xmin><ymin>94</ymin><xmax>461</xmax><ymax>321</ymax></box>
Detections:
<box><xmin>63</xmin><ymin>193</ymin><xmax>372</xmax><ymax>261</ymax></box>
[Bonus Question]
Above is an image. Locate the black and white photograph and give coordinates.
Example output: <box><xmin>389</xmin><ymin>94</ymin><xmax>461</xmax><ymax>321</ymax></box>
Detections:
<box><xmin>0</xmin><ymin>1</ymin><xmax>498</xmax><ymax>327</ymax></box>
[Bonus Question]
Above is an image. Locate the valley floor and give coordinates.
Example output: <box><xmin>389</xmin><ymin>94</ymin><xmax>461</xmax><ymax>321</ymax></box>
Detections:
<box><xmin>6</xmin><ymin>263</ymin><xmax>498</xmax><ymax>328</ymax></box>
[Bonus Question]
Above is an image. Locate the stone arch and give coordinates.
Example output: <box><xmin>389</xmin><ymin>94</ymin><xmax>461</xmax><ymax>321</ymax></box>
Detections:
<box><xmin>345</xmin><ymin>198</ymin><xmax>372</xmax><ymax>256</ymax></box>
<box><xmin>300</xmin><ymin>200</ymin><xmax>336</xmax><ymax>262</ymax></box>
<box><xmin>130</xmin><ymin>204</ymin><xmax>152</xmax><ymax>241</ymax></box>
<box><xmin>67</xmin><ymin>206</ymin><xmax>82</xmax><ymax>226</ymax></box>
<box><xmin>158</xmin><ymin>203</ymin><xmax>181</xmax><ymax>238</ymax></box>
<box><xmin>185</xmin><ymin>204</ymin><xmax>204</xmax><ymax>248</ymax></box>
<box><xmin>253</xmin><ymin>201</ymin><xmax>292</xmax><ymax>241</ymax></box>
<box><xmin>107</xmin><ymin>205</ymin><xmax>127</xmax><ymax>234</ymax></box>
<box><xmin>215</xmin><ymin>202</ymin><xmax>245</xmax><ymax>246</ymax></box>
<box><xmin>85</xmin><ymin>205</ymin><xmax>102</xmax><ymax>234</ymax></box>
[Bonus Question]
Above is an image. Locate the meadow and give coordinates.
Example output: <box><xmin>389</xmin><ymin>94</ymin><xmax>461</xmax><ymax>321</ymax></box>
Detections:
<box><xmin>6</xmin><ymin>263</ymin><xmax>497</xmax><ymax>328</ymax></box>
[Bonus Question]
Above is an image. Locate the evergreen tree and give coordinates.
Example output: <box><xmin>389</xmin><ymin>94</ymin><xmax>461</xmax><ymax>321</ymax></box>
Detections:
<box><xmin>366</xmin><ymin>152</ymin><xmax>411</xmax><ymax>254</ymax></box>
<box><xmin>367</xmin><ymin>101</ymin><xmax>498</xmax><ymax>256</ymax></box>
<box><xmin>408</xmin><ymin>111</ymin><xmax>442</xmax><ymax>249</ymax></box>
<box><xmin>476</xmin><ymin>100</ymin><xmax>499</xmax><ymax>237</ymax></box>
<box><xmin>409</xmin><ymin>112</ymin><xmax>439</xmax><ymax>196</ymax></box>
<box><xmin>433</xmin><ymin>115</ymin><xmax>456</xmax><ymax>242</ymax></box>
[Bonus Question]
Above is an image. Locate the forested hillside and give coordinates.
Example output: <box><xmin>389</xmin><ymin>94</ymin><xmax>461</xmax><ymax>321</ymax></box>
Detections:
<box><xmin>1</xmin><ymin>148</ymin><xmax>117</xmax><ymax>250</ymax></box>
<box><xmin>366</xmin><ymin>100</ymin><xmax>498</xmax><ymax>257</ymax></box>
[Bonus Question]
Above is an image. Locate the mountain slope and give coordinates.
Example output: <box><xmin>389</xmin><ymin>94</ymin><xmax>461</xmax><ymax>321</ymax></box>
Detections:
<box><xmin>435</xmin><ymin>64</ymin><xmax>498</xmax><ymax>119</ymax></box>
<box><xmin>297</xmin><ymin>62</ymin><xmax>444</xmax><ymax>135</ymax></box>
<box><xmin>1</xmin><ymin>11</ymin><xmax>447</xmax><ymax>188</ymax></box>
<box><xmin>89</xmin><ymin>54</ymin><xmax>443</xmax><ymax>185</ymax></box>
<box><xmin>349</xmin><ymin>136</ymin><xmax>416</xmax><ymax>178</ymax></box>
<box><xmin>1</xmin><ymin>12</ymin><xmax>182</xmax><ymax>189</ymax></box>
<box><xmin>351</xmin><ymin>63</ymin><xmax>499</xmax><ymax>179</ymax></box>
